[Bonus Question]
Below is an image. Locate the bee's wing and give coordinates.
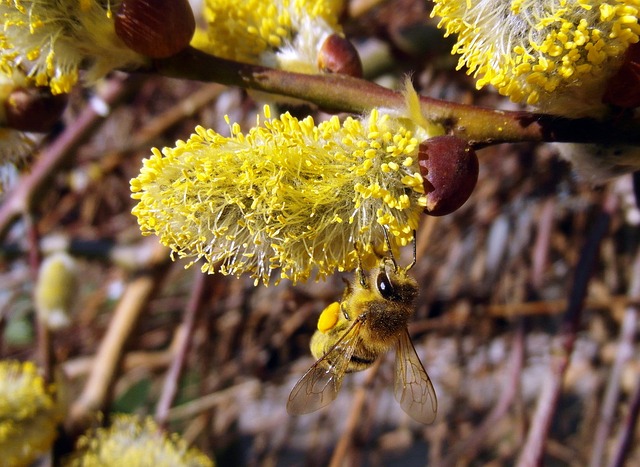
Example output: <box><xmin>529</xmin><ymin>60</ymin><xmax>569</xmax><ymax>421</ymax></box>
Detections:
<box><xmin>394</xmin><ymin>329</ymin><xmax>438</xmax><ymax>424</ymax></box>
<box><xmin>287</xmin><ymin>319</ymin><xmax>363</xmax><ymax>415</ymax></box>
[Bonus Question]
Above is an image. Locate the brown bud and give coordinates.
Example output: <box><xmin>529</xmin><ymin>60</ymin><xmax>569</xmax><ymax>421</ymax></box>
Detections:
<box><xmin>114</xmin><ymin>0</ymin><xmax>196</xmax><ymax>59</ymax></box>
<box><xmin>418</xmin><ymin>136</ymin><xmax>478</xmax><ymax>216</ymax></box>
<box><xmin>602</xmin><ymin>42</ymin><xmax>640</xmax><ymax>109</ymax></box>
<box><xmin>318</xmin><ymin>34</ymin><xmax>363</xmax><ymax>78</ymax></box>
<box><xmin>4</xmin><ymin>87</ymin><xmax>68</xmax><ymax>132</ymax></box>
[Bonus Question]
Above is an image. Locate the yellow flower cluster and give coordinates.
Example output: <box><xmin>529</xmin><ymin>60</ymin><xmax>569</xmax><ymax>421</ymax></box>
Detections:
<box><xmin>0</xmin><ymin>0</ymin><xmax>146</xmax><ymax>94</ymax></box>
<box><xmin>195</xmin><ymin>0</ymin><xmax>345</xmax><ymax>73</ymax></box>
<box><xmin>131</xmin><ymin>104</ymin><xmax>435</xmax><ymax>285</ymax></box>
<box><xmin>68</xmin><ymin>415</ymin><xmax>214</xmax><ymax>466</ymax></box>
<box><xmin>432</xmin><ymin>0</ymin><xmax>640</xmax><ymax>116</ymax></box>
<box><xmin>0</xmin><ymin>360</ymin><xmax>62</xmax><ymax>465</ymax></box>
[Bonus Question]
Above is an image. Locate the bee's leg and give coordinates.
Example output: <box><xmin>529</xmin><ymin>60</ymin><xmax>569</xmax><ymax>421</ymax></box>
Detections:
<box><xmin>339</xmin><ymin>278</ymin><xmax>353</xmax><ymax>320</ymax></box>
<box><xmin>407</xmin><ymin>229</ymin><xmax>417</xmax><ymax>271</ymax></box>
<box><xmin>382</xmin><ymin>226</ymin><xmax>398</xmax><ymax>271</ymax></box>
<box><xmin>353</xmin><ymin>242</ymin><xmax>367</xmax><ymax>288</ymax></box>
<box><xmin>340</xmin><ymin>301</ymin><xmax>350</xmax><ymax>320</ymax></box>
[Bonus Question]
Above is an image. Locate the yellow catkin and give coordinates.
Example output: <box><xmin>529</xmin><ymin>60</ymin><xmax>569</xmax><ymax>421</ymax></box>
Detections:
<box><xmin>431</xmin><ymin>0</ymin><xmax>640</xmax><ymax>117</ymax></box>
<box><xmin>0</xmin><ymin>360</ymin><xmax>62</xmax><ymax>466</ymax></box>
<box><xmin>194</xmin><ymin>0</ymin><xmax>344</xmax><ymax>73</ymax></box>
<box><xmin>131</xmin><ymin>95</ymin><xmax>441</xmax><ymax>285</ymax></box>
<box><xmin>67</xmin><ymin>414</ymin><xmax>214</xmax><ymax>466</ymax></box>
<box><xmin>0</xmin><ymin>0</ymin><xmax>147</xmax><ymax>94</ymax></box>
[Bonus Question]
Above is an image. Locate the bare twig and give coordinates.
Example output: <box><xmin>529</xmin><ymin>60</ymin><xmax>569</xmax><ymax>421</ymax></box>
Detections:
<box><xmin>608</xmin><ymin>372</ymin><xmax>640</xmax><ymax>467</ymax></box>
<box><xmin>151</xmin><ymin>47</ymin><xmax>640</xmax><ymax>147</ymax></box>
<box><xmin>517</xmin><ymin>195</ymin><xmax>615</xmax><ymax>467</ymax></box>
<box><xmin>590</xmin><ymin>250</ymin><xmax>640</xmax><ymax>466</ymax></box>
<box><xmin>167</xmin><ymin>380</ymin><xmax>261</xmax><ymax>422</ymax></box>
<box><xmin>329</xmin><ymin>359</ymin><xmax>382</xmax><ymax>467</ymax></box>
<box><xmin>23</xmin><ymin>213</ymin><xmax>55</xmax><ymax>385</ymax></box>
<box><xmin>155</xmin><ymin>270</ymin><xmax>209</xmax><ymax>430</ymax></box>
<box><xmin>94</xmin><ymin>83</ymin><xmax>224</xmax><ymax>159</ymax></box>
<box><xmin>604</xmin><ymin>173</ymin><xmax>640</xmax><ymax>467</ymax></box>
<box><xmin>483</xmin><ymin>297</ymin><xmax>627</xmax><ymax>319</ymax></box>
<box><xmin>440</xmin><ymin>321</ymin><xmax>524</xmax><ymax>466</ymax></box>
<box><xmin>531</xmin><ymin>198</ymin><xmax>556</xmax><ymax>290</ymax></box>
<box><xmin>63</xmin><ymin>350</ymin><xmax>174</xmax><ymax>379</ymax></box>
<box><xmin>0</xmin><ymin>74</ymin><xmax>142</xmax><ymax>239</ymax></box>
<box><xmin>68</xmin><ymin>240</ymin><xmax>171</xmax><ymax>434</ymax></box>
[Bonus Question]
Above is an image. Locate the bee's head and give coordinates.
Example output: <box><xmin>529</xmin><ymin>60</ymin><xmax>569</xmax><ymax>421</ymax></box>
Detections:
<box><xmin>374</xmin><ymin>228</ymin><xmax>418</xmax><ymax>303</ymax></box>
<box><xmin>375</xmin><ymin>255</ymin><xmax>418</xmax><ymax>303</ymax></box>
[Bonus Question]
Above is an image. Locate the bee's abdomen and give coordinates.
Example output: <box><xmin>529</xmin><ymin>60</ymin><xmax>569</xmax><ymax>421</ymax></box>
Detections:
<box><xmin>347</xmin><ymin>353</ymin><xmax>376</xmax><ymax>373</ymax></box>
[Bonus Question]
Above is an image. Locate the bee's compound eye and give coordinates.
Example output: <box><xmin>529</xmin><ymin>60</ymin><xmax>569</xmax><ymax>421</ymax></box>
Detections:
<box><xmin>317</xmin><ymin>302</ymin><xmax>341</xmax><ymax>332</ymax></box>
<box><xmin>376</xmin><ymin>272</ymin><xmax>398</xmax><ymax>301</ymax></box>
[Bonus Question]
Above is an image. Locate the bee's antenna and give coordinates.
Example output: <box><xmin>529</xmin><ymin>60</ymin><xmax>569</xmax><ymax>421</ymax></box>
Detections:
<box><xmin>382</xmin><ymin>227</ymin><xmax>398</xmax><ymax>271</ymax></box>
<box><xmin>407</xmin><ymin>230</ymin><xmax>417</xmax><ymax>271</ymax></box>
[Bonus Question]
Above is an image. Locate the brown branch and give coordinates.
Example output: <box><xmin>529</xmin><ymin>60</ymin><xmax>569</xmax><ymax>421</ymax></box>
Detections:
<box><xmin>150</xmin><ymin>47</ymin><xmax>640</xmax><ymax>146</ymax></box>
<box><xmin>608</xmin><ymin>372</ymin><xmax>640</xmax><ymax>467</ymax></box>
<box><xmin>155</xmin><ymin>270</ymin><xmax>209</xmax><ymax>430</ymax></box>
<box><xmin>517</xmin><ymin>195</ymin><xmax>616</xmax><ymax>467</ymax></box>
<box><xmin>67</xmin><ymin>240</ymin><xmax>171</xmax><ymax>435</ymax></box>
<box><xmin>590</xmin><ymin>249</ymin><xmax>640</xmax><ymax>466</ymax></box>
<box><xmin>440</xmin><ymin>322</ymin><xmax>524</xmax><ymax>466</ymax></box>
<box><xmin>328</xmin><ymin>358</ymin><xmax>382</xmax><ymax>467</ymax></box>
<box><xmin>603</xmin><ymin>184</ymin><xmax>640</xmax><ymax>466</ymax></box>
<box><xmin>0</xmin><ymin>74</ymin><xmax>142</xmax><ymax>240</ymax></box>
<box><xmin>531</xmin><ymin>198</ymin><xmax>556</xmax><ymax>290</ymax></box>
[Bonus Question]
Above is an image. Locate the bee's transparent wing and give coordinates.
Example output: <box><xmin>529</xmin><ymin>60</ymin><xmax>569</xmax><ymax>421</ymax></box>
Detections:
<box><xmin>394</xmin><ymin>329</ymin><xmax>438</xmax><ymax>424</ymax></box>
<box><xmin>287</xmin><ymin>320</ymin><xmax>363</xmax><ymax>415</ymax></box>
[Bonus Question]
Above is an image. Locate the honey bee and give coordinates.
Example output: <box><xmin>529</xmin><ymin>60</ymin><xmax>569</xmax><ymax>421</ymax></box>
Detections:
<box><xmin>287</xmin><ymin>232</ymin><xmax>437</xmax><ymax>424</ymax></box>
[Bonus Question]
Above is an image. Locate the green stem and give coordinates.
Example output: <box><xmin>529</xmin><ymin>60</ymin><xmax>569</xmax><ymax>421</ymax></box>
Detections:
<box><xmin>151</xmin><ymin>47</ymin><xmax>640</xmax><ymax>146</ymax></box>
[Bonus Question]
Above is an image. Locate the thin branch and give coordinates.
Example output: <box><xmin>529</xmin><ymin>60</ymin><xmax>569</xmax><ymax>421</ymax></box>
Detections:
<box><xmin>517</xmin><ymin>195</ymin><xmax>615</xmax><ymax>467</ymax></box>
<box><xmin>590</xmin><ymin>251</ymin><xmax>640</xmax><ymax>466</ymax></box>
<box><xmin>150</xmin><ymin>47</ymin><xmax>640</xmax><ymax>146</ymax></box>
<box><xmin>67</xmin><ymin>240</ymin><xmax>171</xmax><ymax>435</ymax></box>
<box><xmin>440</xmin><ymin>321</ymin><xmax>524</xmax><ymax>466</ymax></box>
<box><xmin>531</xmin><ymin>198</ymin><xmax>556</xmax><ymax>290</ymax></box>
<box><xmin>608</xmin><ymin>372</ymin><xmax>640</xmax><ymax>467</ymax></box>
<box><xmin>0</xmin><ymin>74</ymin><xmax>142</xmax><ymax>240</ymax></box>
<box><xmin>155</xmin><ymin>270</ymin><xmax>209</xmax><ymax>430</ymax></box>
<box><xmin>328</xmin><ymin>359</ymin><xmax>382</xmax><ymax>467</ymax></box>
<box><xmin>604</xmin><ymin>172</ymin><xmax>640</xmax><ymax>467</ymax></box>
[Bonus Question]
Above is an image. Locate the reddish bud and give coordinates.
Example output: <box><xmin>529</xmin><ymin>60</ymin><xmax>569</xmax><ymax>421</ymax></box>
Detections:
<box><xmin>602</xmin><ymin>42</ymin><xmax>640</xmax><ymax>109</ymax></box>
<box><xmin>318</xmin><ymin>34</ymin><xmax>363</xmax><ymax>78</ymax></box>
<box><xmin>418</xmin><ymin>136</ymin><xmax>478</xmax><ymax>216</ymax></box>
<box><xmin>114</xmin><ymin>0</ymin><xmax>196</xmax><ymax>59</ymax></box>
<box><xmin>4</xmin><ymin>87</ymin><xmax>68</xmax><ymax>132</ymax></box>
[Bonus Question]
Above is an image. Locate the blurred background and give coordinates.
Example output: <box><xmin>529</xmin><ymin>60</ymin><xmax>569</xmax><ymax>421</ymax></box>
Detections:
<box><xmin>1</xmin><ymin>0</ymin><xmax>639</xmax><ymax>465</ymax></box>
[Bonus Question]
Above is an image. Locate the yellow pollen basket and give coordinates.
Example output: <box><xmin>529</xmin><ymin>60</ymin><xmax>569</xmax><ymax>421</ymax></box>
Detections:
<box><xmin>317</xmin><ymin>301</ymin><xmax>341</xmax><ymax>332</ymax></box>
